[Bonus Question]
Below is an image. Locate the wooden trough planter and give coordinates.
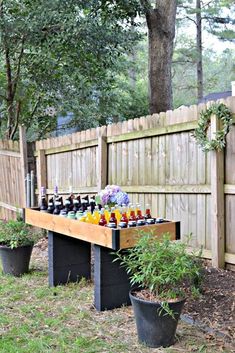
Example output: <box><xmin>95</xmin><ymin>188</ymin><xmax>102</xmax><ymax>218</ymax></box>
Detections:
<box><xmin>25</xmin><ymin>208</ymin><xmax>180</xmax><ymax>311</ymax></box>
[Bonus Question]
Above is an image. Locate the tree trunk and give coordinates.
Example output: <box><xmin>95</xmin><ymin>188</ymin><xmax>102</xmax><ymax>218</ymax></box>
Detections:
<box><xmin>145</xmin><ymin>1</ymin><xmax>177</xmax><ymax>114</ymax></box>
<box><xmin>196</xmin><ymin>0</ymin><xmax>203</xmax><ymax>101</ymax></box>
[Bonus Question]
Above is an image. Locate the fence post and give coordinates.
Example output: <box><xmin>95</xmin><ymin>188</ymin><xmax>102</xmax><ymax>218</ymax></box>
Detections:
<box><xmin>210</xmin><ymin>114</ymin><xmax>225</xmax><ymax>268</ymax></box>
<box><xmin>30</xmin><ymin>170</ymin><xmax>35</xmax><ymax>207</ymax></box>
<box><xmin>37</xmin><ymin>149</ymin><xmax>47</xmax><ymax>200</ymax></box>
<box><xmin>19</xmin><ymin>125</ymin><xmax>28</xmax><ymax>208</ymax></box>
<box><xmin>97</xmin><ymin>127</ymin><xmax>107</xmax><ymax>190</ymax></box>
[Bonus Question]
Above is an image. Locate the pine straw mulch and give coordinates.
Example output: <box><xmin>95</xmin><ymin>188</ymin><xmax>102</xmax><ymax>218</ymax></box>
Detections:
<box><xmin>33</xmin><ymin>238</ymin><xmax>235</xmax><ymax>345</ymax></box>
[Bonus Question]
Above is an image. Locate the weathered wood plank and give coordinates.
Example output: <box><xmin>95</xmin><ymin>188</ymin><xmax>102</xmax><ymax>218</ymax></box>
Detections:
<box><xmin>0</xmin><ymin>150</ymin><xmax>21</xmax><ymax>158</ymax></box>
<box><xmin>25</xmin><ymin>208</ymin><xmax>113</xmax><ymax>248</ymax></box>
<box><xmin>0</xmin><ymin>201</ymin><xmax>23</xmax><ymax>213</ymax></box>
<box><xmin>107</xmin><ymin>121</ymin><xmax>198</xmax><ymax>144</ymax></box>
<box><xmin>97</xmin><ymin>135</ymin><xmax>108</xmax><ymax>190</ymax></box>
<box><xmin>119</xmin><ymin>222</ymin><xmax>178</xmax><ymax>249</ymax></box>
<box><xmin>122</xmin><ymin>185</ymin><xmax>211</xmax><ymax>193</ymax></box>
<box><xmin>19</xmin><ymin>126</ymin><xmax>28</xmax><ymax>207</ymax></box>
<box><xmin>34</xmin><ymin>139</ymin><xmax>98</xmax><ymax>156</ymax></box>
<box><xmin>210</xmin><ymin>114</ymin><xmax>225</xmax><ymax>268</ymax></box>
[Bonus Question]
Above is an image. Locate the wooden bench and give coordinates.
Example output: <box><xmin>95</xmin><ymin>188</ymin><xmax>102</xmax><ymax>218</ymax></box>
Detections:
<box><xmin>25</xmin><ymin>208</ymin><xmax>180</xmax><ymax>311</ymax></box>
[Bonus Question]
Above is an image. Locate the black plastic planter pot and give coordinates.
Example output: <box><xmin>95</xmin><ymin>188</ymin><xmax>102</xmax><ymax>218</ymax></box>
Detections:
<box><xmin>0</xmin><ymin>244</ymin><xmax>33</xmax><ymax>277</ymax></box>
<box><xmin>130</xmin><ymin>289</ymin><xmax>186</xmax><ymax>348</ymax></box>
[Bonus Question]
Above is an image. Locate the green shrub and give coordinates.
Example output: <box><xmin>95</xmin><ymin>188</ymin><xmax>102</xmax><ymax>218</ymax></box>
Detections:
<box><xmin>0</xmin><ymin>219</ymin><xmax>40</xmax><ymax>249</ymax></box>
<box><xmin>115</xmin><ymin>232</ymin><xmax>203</xmax><ymax>301</ymax></box>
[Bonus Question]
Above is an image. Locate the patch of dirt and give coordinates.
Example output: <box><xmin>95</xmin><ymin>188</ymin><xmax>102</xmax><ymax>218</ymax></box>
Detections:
<box><xmin>183</xmin><ymin>265</ymin><xmax>235</xmax><ymax>342</ymax></box>
<box><xmin>32</xmin><ymin>238</ymin><xmax>235</xmax><ymax>344</ymax></box>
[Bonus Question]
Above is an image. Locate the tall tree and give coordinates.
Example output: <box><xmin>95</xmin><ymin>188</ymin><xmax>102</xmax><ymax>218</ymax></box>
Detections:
<box><xmin>140</xmin><ymin>1</ymin><xmax>177</xmax><ymax>114</ymax></box>
<box><xmin>196</xmin><ymin>0</ymin><xmax>203</xmax><ymax>100</ymax></box>
<box><xmin>177</xmin><ymin>0</ymin><xmax>235</xmax><ymax>101</ymax></box>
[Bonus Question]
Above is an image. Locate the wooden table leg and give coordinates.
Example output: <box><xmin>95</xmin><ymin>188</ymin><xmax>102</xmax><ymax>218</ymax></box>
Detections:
<box><xmin>48</xmin><ymin>231</ymin><xmax>91</xmax><ymax>286</ymax></box>
<box><xmin>94</xmin><ymin>245</ymin><xmax>131</xmax><ymax>311</ymax></box>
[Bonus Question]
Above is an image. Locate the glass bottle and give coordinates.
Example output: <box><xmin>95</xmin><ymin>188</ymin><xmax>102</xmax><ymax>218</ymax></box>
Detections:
<box><xmin>114</xmin><ymin>204</ymin><xmax>122</xmax><ymax>224</ymax></box>
<box><xmin>127</xmin><ymin>203</ymin><xmax>132</xmax><ymax>219</ymax></box>
<box><xmin>85</xmin><ymin>206</ymin><xmax>93</xmax><ymax>223</ymax></box>
<box><xmin>39</xmin><ymin>187</ymin><xmax>48</xmax><ymax>212</ymax></box>
<box><xmin>89</xmin><ymin>197</ymin><xmax>96</xmax><ymax>213</ymax></box>
<box><xmin>136</xmin><ymin>208</ymin><xmax>144</xmax><ymax>220</ymax></box>
<box><xmin>47</xmin><ymin>197</ymin><xmax>54</xmax><ymax>214</ymax></box>
<box><xmin>53</xmin><ymin>185</ymin><xmax>58</xmax><ymax>200</ymax></box>
<box><xmin>53</xmin><ymin>201</ymin><xmax>61</xmax><ymax>215</ymax></box>
<box><xmin>73</xmin><ymin>199</ymin><xmax>80</xmax><ymax>213</ymax></box>
<box><xmin>129</xmin><ymin>206</ymin><xmax>137</xmax><ymax>222</ymax></box>
<box><xmin>104</xmin><ymin>205</ymin><xmax>110</xmax><ymax>223</ymax></box>
<box><xmin>99</xmin><ymin>209</ymin><xmax>107</xmax><ymax>226</ymax></box>
<box><xmin>64</xmin><ymin>199</ymin><xmax>71</xmax><ymax>214</ymax></box>
<box><xmin>93</xmin><ymin>206</ymin><xmax>100</xmax><ymax>224</ymax></box>
<box><xmin>109</xmin><ymin>207</ymin><xmax>117</xmax><ymax>226</ymax></box>
<box><xmin>145</xmin><ymin>204</ymin><xmax>152</xmax><ymax>219</ymax></box>
<box><xmin>120</xmin><ymin>207</ymin><xmax>128</xmax><ymax>225</ymax></box>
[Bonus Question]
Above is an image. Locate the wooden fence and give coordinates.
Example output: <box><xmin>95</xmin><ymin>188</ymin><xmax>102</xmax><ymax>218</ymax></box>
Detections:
<box><xmin>1</xmin><ymin>97</ymin><xmax>235</xmax><ymax>268</ymax></box>
<box><xmin>0</xmin><ymin>127</ymin><xmax>27</xmax><ymax>220</ymax></box>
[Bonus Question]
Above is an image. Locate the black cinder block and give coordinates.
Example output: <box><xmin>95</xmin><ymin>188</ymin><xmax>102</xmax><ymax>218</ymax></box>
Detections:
<box><xmin>48</xmin><ymin>231</ymin><xmax>91</xmax><ymax>287</ymax></box>
<box><xmin>94</xmin><ymin>245</ymin><xmax>131</xmax><ymax>311</ymax></box>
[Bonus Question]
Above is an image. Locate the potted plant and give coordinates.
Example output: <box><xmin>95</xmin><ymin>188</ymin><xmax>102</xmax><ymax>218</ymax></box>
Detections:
<box><xmin>115</xmin><ymin>232</ymin><xmax>203</xmax><ymax>348</ymax></box>
<box><xmin>0</xmin><ymin>217</ymin><xmax>40</xmax><ymax>276</ymax></box>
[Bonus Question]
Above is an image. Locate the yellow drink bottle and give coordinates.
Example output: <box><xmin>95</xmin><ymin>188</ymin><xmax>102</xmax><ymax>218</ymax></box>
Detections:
<box><xmin>79</xmin><ymin>211</ymin><xmax>87</xmax><ymax>222</ymax></box>
<box><xmin>114</xmin><ymin>205</ymin><xmax>122</xmax><ymax>224</ymax></box>
<box><xmin>127</xmin><ymin>203</ymin><xmax>132</xmax><ymax>219</ymax></box>
<box><xmin>85</xmin><ymin>207</ymin><xmax>94</xmax><ymax>223</ymax></box>
<box><xmin>93</xmin><ymin>206</ymin><xmax>100</xmax><ymax>224</ymax></box>
<box><xmin>104</xmin><ymin>205</ymin><xmax>110</xmax><ymax>223</ymax></box>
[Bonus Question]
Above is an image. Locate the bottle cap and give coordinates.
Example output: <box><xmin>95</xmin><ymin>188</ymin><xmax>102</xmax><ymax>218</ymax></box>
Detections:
<box><xmin>146</xmin><ymin>218</ymin><xmax>155</xmax><ymax>224</ymax></box>
<box><xmin>156</xmin><ymin>218</ymin><xmax>164</xmax><ymax>223</ymax></box>
<box><xmin>107</xmin><ymin>222</ymin><xmax>116</xmax><ymax>228</ymax></box>
<box><xmin>137</xmin><ymin>219</ymin><xmax>146</xmax><ymax>226</ymax></box>
<box><xmin>128</xmin><ymin>221</ymin><xmax>137</xmax><ymax>227</ymax></box>
<box><xmin>59</xmin><ymin>210</ymin><xmax>67</xmax><ymax>217</ymax></box>
<box><xmin>119</xmin><ymin>222</ymin><xmax>127</xmax><ymax>228</ymax></box>
<box><xmin>67</xmin><ymin>211</ymin><xmax>76</xmax><ymax>219</ymax></box>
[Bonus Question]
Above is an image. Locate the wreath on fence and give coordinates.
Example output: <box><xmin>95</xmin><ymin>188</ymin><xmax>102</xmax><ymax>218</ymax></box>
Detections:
<box><xmin>193</xmin><ymin>103</ymin><xmax>233</xmax><ymax>152</ymax></box>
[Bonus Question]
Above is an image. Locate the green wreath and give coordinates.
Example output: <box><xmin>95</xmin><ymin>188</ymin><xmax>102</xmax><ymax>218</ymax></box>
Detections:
<box><xmin>193</xmin><ymin>103</ymin><xmax>233</xmax><ymax>152</ymax></box>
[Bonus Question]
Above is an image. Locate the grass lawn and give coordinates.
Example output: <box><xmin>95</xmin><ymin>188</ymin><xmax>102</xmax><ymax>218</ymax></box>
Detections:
<box><xmin>0</xmin><ymin>256</ymin><xmax>234</xmax><ymax>353</ymax></box>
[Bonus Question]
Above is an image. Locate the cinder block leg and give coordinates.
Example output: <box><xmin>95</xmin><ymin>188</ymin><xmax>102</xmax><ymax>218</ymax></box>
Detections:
<box><xmin>94</xmin><ymin>245</ymin><xmax>131</xmax><ymax>311</ymax></box>
<box><xmin>48</xmin><ymin>231</ymin><xmax>91</xmax><ymax>286</ymax></box>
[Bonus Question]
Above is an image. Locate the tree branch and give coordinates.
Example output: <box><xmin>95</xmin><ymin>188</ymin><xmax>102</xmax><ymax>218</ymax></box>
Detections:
<box><xmin>30</xmin><ymin>97</ymin><xmax>41</xmax><ymax>120</ymax></box>
<box><xmin>10</xmin><ymin>101</ymin><xmax>21</xmax><ymax>139</ymax></box>
<box><xmin>186</xmin><ymin>16</ymin><xmax>197</xmax><ymax>25</ymax></box>
<box><xmin>12</xmin><ymin>36</ymin><xmax>25</xmax><ymax>99</ymax></box>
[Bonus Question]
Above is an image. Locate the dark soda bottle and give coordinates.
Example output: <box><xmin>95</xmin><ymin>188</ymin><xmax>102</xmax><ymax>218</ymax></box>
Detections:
<box><xmin>39</xmin><ymin>187</ymin><xmax>48</xmax><ymax>212</ymax></box>
<box><xmin>47</xmin><ymin>197</ymin><xmax>54</xmax><ymax>214</ymax></box>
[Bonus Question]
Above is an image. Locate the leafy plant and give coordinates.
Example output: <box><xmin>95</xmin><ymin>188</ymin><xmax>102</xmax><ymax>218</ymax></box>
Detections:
<box><xmin>115</xmin><ymin>232</ymin><xmax>203</xmax><ymax>301</ymax></box>
<box><xmin>0</xmin><ymin>219</ymin><xmax>40</xmax><ymax>249</ymax></box>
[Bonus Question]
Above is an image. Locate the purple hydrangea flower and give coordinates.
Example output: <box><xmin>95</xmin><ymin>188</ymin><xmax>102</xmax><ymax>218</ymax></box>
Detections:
<box><xmin>115</xmin><ymin>191</ymin><xmax>129</xmax><ymax>206</ymax></box>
